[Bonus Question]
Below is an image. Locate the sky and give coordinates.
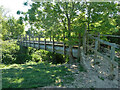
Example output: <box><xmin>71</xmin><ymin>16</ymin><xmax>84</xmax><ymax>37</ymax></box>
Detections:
<box><xmin>0</xmin><ymin>0</ymin><xmax>31</xmax><ymax>19</ymax></box>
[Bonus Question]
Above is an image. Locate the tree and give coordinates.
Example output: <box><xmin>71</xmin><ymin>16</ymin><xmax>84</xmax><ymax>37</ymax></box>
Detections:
<box><xmin>2</xmin><ymin>17</ymin><xmax>24</xmax><ymax>40</ymax></box>
<box><xmin>18</xmin><ymin>1</ymin><xmax>119</xmax><ymax>63</ymax></box>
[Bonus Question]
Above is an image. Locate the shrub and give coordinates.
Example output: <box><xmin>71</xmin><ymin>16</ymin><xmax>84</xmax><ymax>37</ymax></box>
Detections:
<box><xmin>2</xmin><ymin>40</ymin><xmax>19</xmax><ymax>64</ymax></box>
<box><xmin>2</xmin><ymin>40</ymin><xmax>32</xmax><ymax>64</ymax></box>
<box><xmin>32</xmin><ymin>50</ymin><xmax>66</xmax><ymax>64</ymax></box>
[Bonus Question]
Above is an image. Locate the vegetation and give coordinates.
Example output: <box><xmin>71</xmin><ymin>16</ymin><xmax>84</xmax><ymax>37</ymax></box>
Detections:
<box><xmin>1</xmin><ymin>61</ymin><xmax>74</xmax><ymax>88</ymax></box>
<box><xmin>17</xmin><ymin>1</ymin><xmax>120</xmax><ymax>62</ymax></box>
<box><xmin>1</xmin><ymin>40</ymin><xmax>73</xmax><ymax>88</ymax></box>
<box><xmin>2</xmin><ymin>40</ymin><xmax>67</xmax><ymax>64</ymax></box>
<box><xmin>1</xmin><ymin>17</ymin><xmax>24</xmax><ymax>40</ymax></box>
<box><xmin>0</xmin><ymin>1</ymin><xmax>120</xmax><ymax>89</ymax></box>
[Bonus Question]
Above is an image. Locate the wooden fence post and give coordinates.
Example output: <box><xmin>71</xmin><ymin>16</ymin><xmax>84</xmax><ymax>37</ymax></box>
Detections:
<box><xmin>38</xmin><ymin>36</ymin><xmax>40</xmax><ymax>49</ymax></box>
<box><xmin>33</xmin><ymin>35</ymin><xmax>35</xmax><ymax>48</ymax></box>
<box><xmin>94</xmin><ymin>33</ymin><xmax>100</xmax><ymax>62</ymax></box>
<box><xmin>109</xmin><ymin>46</ymin><xmax>115</xmax><ymax>79</ymax></box>
<box><xmin>52</xmin><ymin>36</ymin><xmax>54</xmax><ymax>53</ymax></box>
<box><xmin>94</xmin><ymin>37</ymin><xmax>98</xmax><ymax>62</ymax></box>
<box><xmin>44</xmin><ymin>38</ymin><xmax>46</xmax><ymax>50</ymax></box>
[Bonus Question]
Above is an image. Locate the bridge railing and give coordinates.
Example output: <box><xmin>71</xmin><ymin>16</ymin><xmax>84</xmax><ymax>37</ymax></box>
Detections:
<box><xmin>17</xmin><ymin>34</ymin><xmax>75</xmax><ymax>57</ymax></box>
<box><xmin>83</xmin><ymin>31</ymin><xmax>120</xmax><ymax>78</ymax></box>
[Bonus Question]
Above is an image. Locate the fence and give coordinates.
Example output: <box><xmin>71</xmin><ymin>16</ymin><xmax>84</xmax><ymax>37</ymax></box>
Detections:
<box><xmin>83</xmin><ymin>31</ymin><xmax>120</xmax><ymax>78</ymax></box>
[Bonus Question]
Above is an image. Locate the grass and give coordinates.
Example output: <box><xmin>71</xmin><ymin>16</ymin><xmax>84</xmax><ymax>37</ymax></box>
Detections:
<box><xmin>1</xmin><ymin>61</ymin><xmax>74</xmax><ymax>88</ymax></box>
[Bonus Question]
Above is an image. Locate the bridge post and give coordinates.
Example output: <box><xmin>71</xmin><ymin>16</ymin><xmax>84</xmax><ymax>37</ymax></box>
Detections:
<box><xmin>33</xmin><ymin>35</ymin><xmax>35</xmax><ymax>48</ymax></box>
<box><xmin>52</xmin><ymin>37</ymin><xmax>54</xmax><ymax>53</ymax></box>
<box><xmin>38</xmin><ymin>36</ymin><xmax>40</xmax><ymax>49</ymax></box>
<box><xmin>94</xmin><ymin>33</ymin><xmax>100</xmax><ymax>62</ymax></box>
<box><xmin>94</xmin><ymin>38</ymin><xmax>98</xmax><ymax>62</ymax></box>
<box><xmin>44</xmin><ymin>38</ymin><xmax>46</xmax><ymax>50</ymax></box>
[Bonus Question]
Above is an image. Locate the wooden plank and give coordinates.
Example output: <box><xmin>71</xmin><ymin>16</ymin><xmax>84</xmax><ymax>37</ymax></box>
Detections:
<box><xmin>88</xmin><ymin>34</ymin><xmax>119</xmax><ymax>48</ymax></box>
<box><xmin>96</xmin><ymin>51</ymin><xmax>110</xmax><ymax>61</ymax></box>
<box><xmin>86</xmin><ymin>45</ymin><xmax>95</xmax><ymax>51</ymax></box>
<box><xmin>86</xmin><ymin>45</ymin><xmax>110</xmax><ymax>60</ymax></box>
<box><xmin>101</xmin><ymin>34</ymin><xmax>120</xmax><ymax>38</ymax></box>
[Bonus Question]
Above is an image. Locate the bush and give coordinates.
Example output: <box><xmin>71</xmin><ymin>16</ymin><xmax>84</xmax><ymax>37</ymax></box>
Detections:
<box><xmin>32</xmin><ymin>50</ymin><xmax>66</xmax><ymax>64</ymax></box>
<box><xmin>2</xmin><ymin>40</ymin><xmax>19</xmax><ymax>64</ymax></box>
<box><xmin>2</xmin><ymin>40</ymin><xmax>32</xmax><ymax>64</ymax></box>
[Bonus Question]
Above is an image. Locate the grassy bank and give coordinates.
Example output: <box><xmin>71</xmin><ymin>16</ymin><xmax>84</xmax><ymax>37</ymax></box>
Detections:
<box><xmin>1</xmin><ymin>40</ymin><xmax>74</xmax><ymax>88</ymax></box>
<box><xmin>1</xmin><ymin>61</ymin><xmax>74</xmax><ymax>88</ymax></box>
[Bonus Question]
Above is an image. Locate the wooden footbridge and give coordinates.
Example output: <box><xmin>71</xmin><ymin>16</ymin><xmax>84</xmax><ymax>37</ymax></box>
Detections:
<box><xmin>17</xmin><ymin>32</ymin><xmax>120</xmax><ymax>78</ymax></box>
<box><xmin>17</xmin><ymin>33</ymin><xmax>120</xmax><ymax>60</ymax></box>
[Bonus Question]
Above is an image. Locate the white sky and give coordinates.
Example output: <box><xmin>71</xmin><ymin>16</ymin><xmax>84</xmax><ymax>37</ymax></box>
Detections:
<box><xmin>0</xmin><ymin>0</ymin><xmax>31</xmax><ymax>19</ymax></box>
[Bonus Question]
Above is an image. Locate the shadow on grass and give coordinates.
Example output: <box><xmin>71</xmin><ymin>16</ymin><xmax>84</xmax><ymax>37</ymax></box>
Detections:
<box><xmin>2</xmin><ymin>62</ymin><xmax>74</xmax><ymax>88</ymax></box>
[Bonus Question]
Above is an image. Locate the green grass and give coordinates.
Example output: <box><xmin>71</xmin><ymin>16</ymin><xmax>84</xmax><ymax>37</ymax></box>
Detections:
<box><xmin>1</xmin><ymin>61</ymin><xmax>74</xmax><ymax>88</ymax></box>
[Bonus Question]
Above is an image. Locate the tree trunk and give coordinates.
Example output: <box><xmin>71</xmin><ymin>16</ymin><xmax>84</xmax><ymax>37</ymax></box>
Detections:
<box><xmin>68</xmin><ymin>18</ymin><xmax>74</xmax><ymax>63</ymax></box>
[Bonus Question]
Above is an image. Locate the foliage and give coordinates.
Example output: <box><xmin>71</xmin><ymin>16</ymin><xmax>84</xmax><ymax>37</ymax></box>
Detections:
<box><xmin>2</xmin><ymin>40</ymin><xmax>32</xmax><ymax>64</ymax></box>
<box><xmin>17</xmin><ymin>1</ymin><xmax>119</xmax><ymax>63</ymax></box>
<box><xmin>32</xmin><ymin>50</ymin><xmax>66</xmax><ymax>64</ymax></box>
<box><xmin>1</xmin><ymin>17</ymin><xmax>24</xmax><ymax>40</ymax></box>
<box><xmin>2</xmin><ymin>40</ymin><xmax>67</xmax><ymax>64</ymax></box>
